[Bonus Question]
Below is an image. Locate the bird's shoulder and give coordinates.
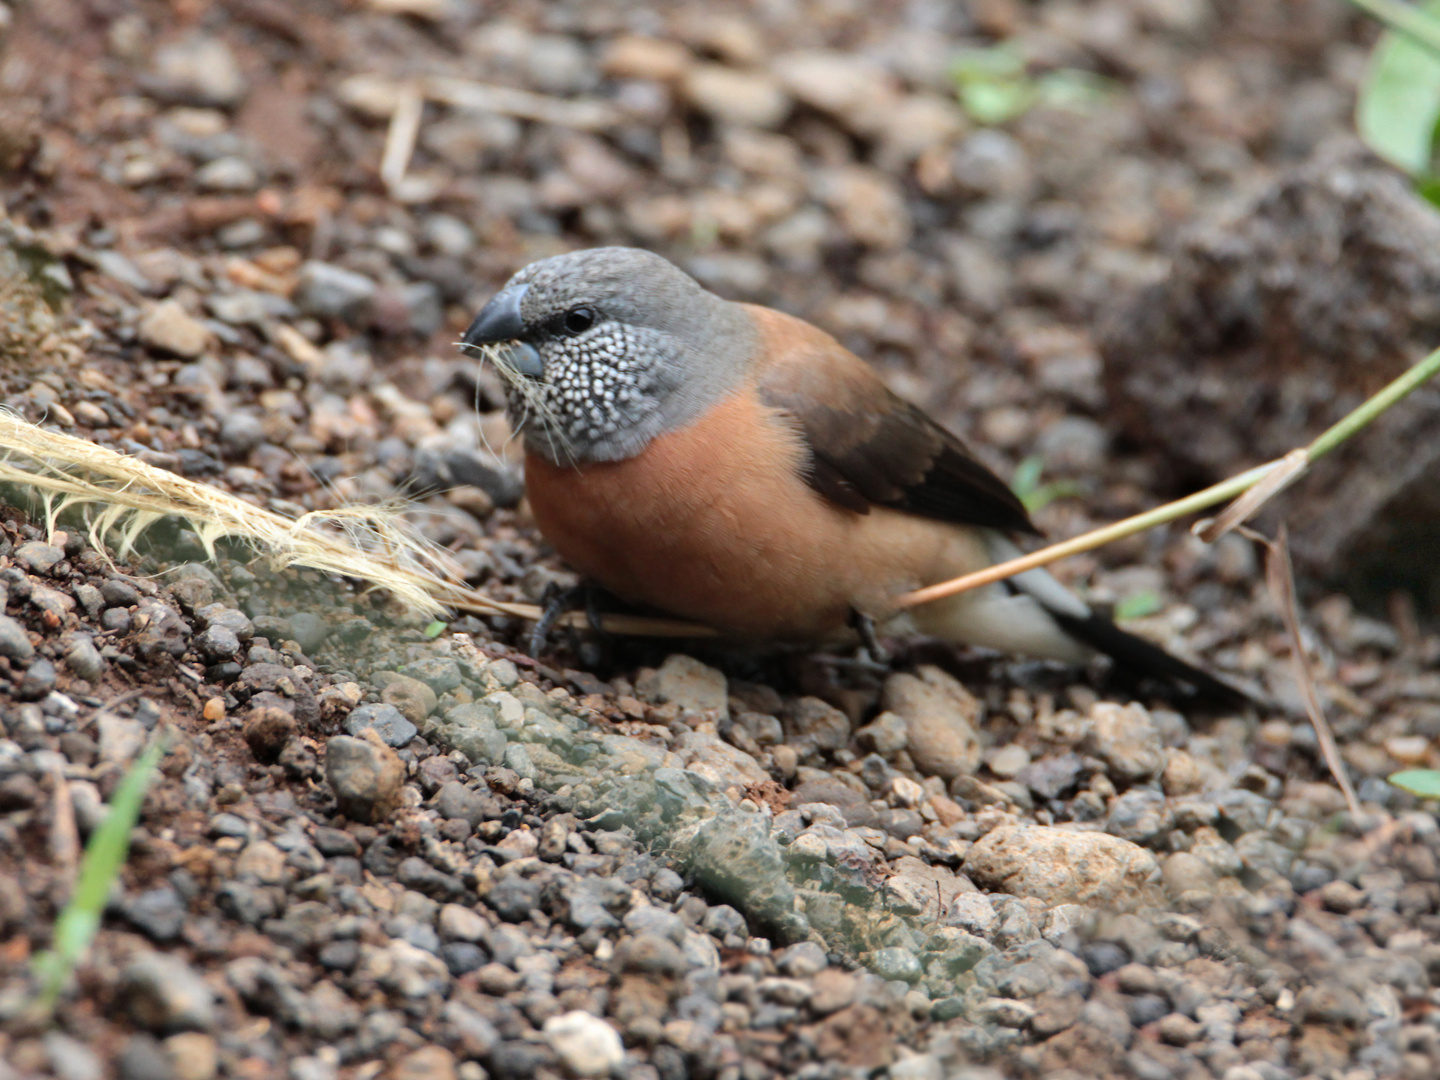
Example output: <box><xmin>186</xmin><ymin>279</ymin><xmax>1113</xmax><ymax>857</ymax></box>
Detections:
<box><xmin>741</xmin><ymin>303</ymin><xmax>1038</xmax><ymax>535</ymax></box>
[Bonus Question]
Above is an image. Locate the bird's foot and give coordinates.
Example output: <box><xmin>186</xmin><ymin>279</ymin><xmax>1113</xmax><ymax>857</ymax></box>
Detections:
<box><xmin>528</xmin><ymin>582</ymin><xmax>609</xmax><ymax>658</ymax></box>
<box><xmin>848</xmin><ymin>608</ymin><xmax>891</xmax><ymax>666</ymax></box>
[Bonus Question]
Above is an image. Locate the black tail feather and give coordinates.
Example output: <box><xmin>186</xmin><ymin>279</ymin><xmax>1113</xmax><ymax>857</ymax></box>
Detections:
<box><xmin>1047</xmin><ymin>609</ymin><xmax>1254</xmax><ymax>708</ymax></box>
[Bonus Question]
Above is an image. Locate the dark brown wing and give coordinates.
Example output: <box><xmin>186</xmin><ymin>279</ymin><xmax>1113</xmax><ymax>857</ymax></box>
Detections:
<box><xmin>749</xmin><ymin>306</ymin><xmax>1038</xmax><ymax>535</ymax></box>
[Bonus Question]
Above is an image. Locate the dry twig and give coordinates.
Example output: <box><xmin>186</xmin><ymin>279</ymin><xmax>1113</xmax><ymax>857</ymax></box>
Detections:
<box><xmin>1248</xmin><ymin>524</ymin><xmax>1362</xmax><ymax>818</ymax></box>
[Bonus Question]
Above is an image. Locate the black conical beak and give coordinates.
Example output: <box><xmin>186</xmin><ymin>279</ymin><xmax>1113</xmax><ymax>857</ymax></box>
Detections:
<box><xmin>461</xmin><ymin>284</ymin><xmax>544</xmax><ymax>378</ymax></box>
<box><xmin>463</xmin><ymin>283</ymin><xmax>529</xmax><ymax>347</ymax></box>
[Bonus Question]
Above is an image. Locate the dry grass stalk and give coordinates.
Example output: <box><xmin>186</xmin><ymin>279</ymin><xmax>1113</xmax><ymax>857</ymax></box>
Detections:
<box><xmin>0</xmin><ymin>411</ymin><xmax>708</xmax><ymax>638</ymax></box>
<box><xmin>1248</xmin><ymin>524</ymin><xmax>1362</xmax><ymax>818</ymax></box>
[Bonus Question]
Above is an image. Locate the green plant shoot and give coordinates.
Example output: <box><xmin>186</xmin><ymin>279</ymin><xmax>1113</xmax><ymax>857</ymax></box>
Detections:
<box><xmin>32</xmin><ymin>738</ymin><xmax>165</xmax><ymax>1014</ymax></box>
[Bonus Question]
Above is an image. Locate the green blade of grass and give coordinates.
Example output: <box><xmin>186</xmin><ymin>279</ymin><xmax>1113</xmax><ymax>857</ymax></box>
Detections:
<box><xmin>1389</xmin><ymin>768</ymin><xmax>1440</xmax><ymax>798</ymax></box>
<box><xmin>32</xmin><ymin>737</ymin><xmax>165</xmax><ymax>1014</ymax></box>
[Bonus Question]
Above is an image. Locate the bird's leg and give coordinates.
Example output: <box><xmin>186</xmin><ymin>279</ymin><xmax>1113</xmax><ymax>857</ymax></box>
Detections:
<box><xmin>529</xmin><ymin>582</ymin><xmax>615</xmax><ymax>657</ymax></box>
<box><xmin>583</xmin><ymin>585</ymin><xmax>606</xmax><ymax>634</ymax></box>
<box><xmin>529</xmin><ymin>582</ymin><xmax>588</xmax><ymax>657</ymax></box>
<box><xmin>848</xmin><ymin>608</ymin><xmax>890</xmax><ymax>666</ymax></box>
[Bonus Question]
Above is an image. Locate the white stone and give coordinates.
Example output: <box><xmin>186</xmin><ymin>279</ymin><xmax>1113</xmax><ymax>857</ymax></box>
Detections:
<box><xmin>542</xmin><ymin>1011</ymin><xmax>624</xmax><ymax>1078</ymax></box>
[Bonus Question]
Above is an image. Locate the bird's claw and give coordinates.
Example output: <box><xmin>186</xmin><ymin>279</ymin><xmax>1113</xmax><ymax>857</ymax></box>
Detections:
<box><xmin>528</xmin><ymin>582</ymin><xmax>607</xmax><ymax>657</ymax></box>
<box><xmin>849</xmin><ymin>608</ymin><xmax>891</xmax><ymax>666</ymax></box>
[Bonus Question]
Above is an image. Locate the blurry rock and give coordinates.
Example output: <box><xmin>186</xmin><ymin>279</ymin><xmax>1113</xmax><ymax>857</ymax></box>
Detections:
<box><xmin>772</xmin><ymin>50</ymin><xmax>901</xmax><ymax>137</ymax></box>
<box><xmin>0</xmin><ymin>613</ymin><xmax>33</xmax><ymax>661</ymax></box>
<box><xmin>682</xmin><ymin>64</ymin><xmax>789</xmax><ymax>129</ymax></box>
<box><xmin>543</xmin><ymin>1012</ymin><xmax>624</xmax><ymax>1078</ymax></box>
<box><xmin>326</xmin><ymin>731</ymin><xmax>405</xmax><ymax>822</ymax></box>
<box><xmin>15</xmin><ymin>540</ymin><xmax>62</xmax><ymax>574</ymax></box>
<box><xmin>786</xmin><ymin>696</ymin><xmax>850</xmax><ymax>752</ymax></box>
<box><xmin>146</xmin><ymin>35</ymin><xmax>247</xmax><ymax>107</ymax></box>
<box><xmin>881</xmin><ymin>666</ymin><xmax>981</xmax><ymax>780</ymax></box>
<box><xmin>194</xmin><ymin>156</ymin><xmax>258</xmax><ymax>192</ymax></box>
<box><xmin>138</xmin><ymin>300</ymin><xmax>212</xmax><ymax>359</ymax></box>
<box><xmin>1085</xmin><ymin>702</ymin><xmax>1164</xmax><ymax>783</ymax></box>
<box><xmin>243</xmin><ymin>706</ymin><xmax>295</xmax><ymax>763</ymax></box>
<box><xmin>345</xmin><ymin>702</ymin><xmax>417</xmax><ymax>748</ymax></box>
<box><xmin>952</xmin><ymin>130</ymin><xmax>1033</xmax><ymax>199</ymax></box>
<box><xmin>813</xmin><ymin>166</ymin><xmax>911</xmax><ymax>250</ymax></box>
<box><xmin>382</xmin><ymin>675</ymin><xmax>438</xmax><ymax>723</ymax></box>
<box><xmin>408</xmin><ymin>444</ymin><xmax>523</xmax><ymax>508</ymax></box>
<box><xmin>295</xmin><ymin>261</ymin><xmax>376</xmax><ymax>323</ymax></box>
<box><xmin>964</xmin><ymin>825</ymin><xmax>1160</xmax><ymax>908</ymax></box>
<box><xmin>641</xmin><ymin>654</ymin><xmax>727</xmax><ymax>718</ymax></box>
<box><xmin>601</xmin><ymin>36</ymin><xmax>692</xmax><ymax>81</ymax></box>
<box><xmin>65</xmin><ymin>635</ymin><xmax>105</xmax><ymax>681</ymax></box>
<box><xmin>120</xmin><ymin>953</ymin><xmax>218</xmax><ymax>1033</ymax></box>
<box><xmin>1100</xmin><ymin>150</ymin><xmax>1440</xmax><ymax>605</ymax></box>
<box><xmin>133</xmin><ymin>598</ymin><xmax>190</xmax><ymax>660</ymax></box>
<box><xmin>681</xmin><ymin>807</ymin><xmax>798</xmax><ymax>935</ymax></box>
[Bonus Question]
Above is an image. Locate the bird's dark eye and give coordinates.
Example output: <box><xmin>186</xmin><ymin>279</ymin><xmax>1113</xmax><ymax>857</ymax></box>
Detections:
<box><xmin>563</xmin><ymin>306</ymin><xmax>596</xmax><ymax>335</ymax></box>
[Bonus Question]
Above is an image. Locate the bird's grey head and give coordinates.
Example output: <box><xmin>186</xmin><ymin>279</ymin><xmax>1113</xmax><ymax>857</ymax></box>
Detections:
<box><xmin>461</xmin><ymin>247</ymin><xmax>757</xmax><ymax>464</ymax></box>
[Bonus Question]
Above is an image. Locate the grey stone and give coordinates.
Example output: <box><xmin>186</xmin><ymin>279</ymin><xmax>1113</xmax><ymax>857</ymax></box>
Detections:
<box><xmin>787</xmin><ymin>696</ymin><xmax>851</xmax><ymax>751</ymax></box>
<box><xmin>101</xmin><ymin>579</ymin><xmax>142</xmax><ymax>607</ymax></box>
<box><xmin>288</xmin><ymin>613</ymin><xmax>330</xmax><ymax>654</ymax></box>
<box><xmin>777</xmin><ymin>941</ymin><xmax>828</xmax><ymax>977</ymax></box>
<box><xmin>882</xmin><ymin>666</ymin><xmax>981</xmax><ymax>780</ymax></box>
<box><xmin>197</xmin><ymin>625</ymin><xmax>241</xmax><ymax>661</ymax></box>
<box><xmin>122</xmin><ymin>886</ymin><xmax>187</xmax><ymax>942</ymax></box>
<box><xmin>325</xmin><ymin>734</ymin><xmax>405</xmax><ymax>823</ymax></box>
<box><xmin>650</xmin><ymin>868</ymin><xmax>683</xmax><ymax>902</ymax></box>
<box><xmin>1106</xmin><ymin>789</ymin><xmax>1174</xmax><ymax>844</ymax></box>
<box><xmin>18</xmin><ymin>658</ymin><xmax>57</xmax><ymax>701</ymax></box>
<box><xmin>401</xmin><ymin>656</ymin><xmax>465</xmax><ymax>694</ymax></box>
<box><xmin>623</xmin><ymin>904</ymin><xmax>686</xmax><ymax>944</ymax></box>
<box><xmin>44</xmin><ymin>1032</ymin><xmax>102</xmax><ymax>1080</ymax></box>
<box><xmin>645</xmin><ymin>654</ymin><xmax>727</xmax><ymax>717</ymax></box>
<box><xmin>616</xmin><ymin>932</ymin><xmax>688</xmax><ymax>976</ymax></box>
<box><xmin>435</xmin><ymin>781</ymin><xmax>488</xmax><ymax>827</ymax></box>
<box><xmin>116</xmin><ymin>1036</ymin><xmax>174</xmax><ymax>1080</ymax></box>
<box><xmin>132</xmin><ymin>598</ymin><xmax>190</xmax><ymax>660</ymax></box>
<box><xmin>869</xmin><ymin>946</ymin><xmax>922</xmax><ymax>983</ymax></box>
<box><xmin>0</xmin><ymin>614</ymin><xmax>34</xmax><ymax>661</ymax></box>
<box><xmin>15</xmin><ymin>541</ymin><xmax>63</xmax><ymax>574</ymax></box>
<box><xmin>487</xmin><ymin>874</ymin><xmax>541</xmax><ymax>922</ymax></box>
<box><xmin>65</xmin><ymin>635</ymin><xmax>105</xmax><ymax>681</ymax></box>
<box><xmin>148</xmin><ymin>34</ymin><xmax>247</xmax><ymax>106</ymax></box>
<box><xmin>296</xmin><ymin>261</ymin><xmax>376</xmax><ymax>323</ymax></box>
<box><xmin>345</xmin><ymin>703</ymin><xmax>417</xmax><ymax>748</ymax></box>
<box><xmin>1087</xmin><ymin>703</ymin><xmax>1164</xmax><ymax>783</ymax></box>
<box><xmin>195</xmin><ymin>155</ymin><xmax>257</xmax><ymax>192</ymax></box>
<box><xmin>119</xmin><ymin>952</ymin><xmax>217</xmax><ymax>1033</ymax></box>
<box><xmin>681</xmin><ymin>809</ymin><xmax>796</xmax><ymax>930</ymax></box>
<box><xmin>219</xmin><ymin>411</ymin><xmax>264</xmax><ymax>455</ymax></box>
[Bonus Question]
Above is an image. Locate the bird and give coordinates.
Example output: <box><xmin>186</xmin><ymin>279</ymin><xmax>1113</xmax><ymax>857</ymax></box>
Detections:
<box><xmin>460</xmin><ymin>246</ymin><xmax>1242</xmax><ymax>701</ymax></box>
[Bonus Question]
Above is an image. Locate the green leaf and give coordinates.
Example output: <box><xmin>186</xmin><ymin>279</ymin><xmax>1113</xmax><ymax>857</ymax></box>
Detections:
<box><xmin>1011</xmin><ymin>456</ymin><xmax>1083</xmax><ymax>513</ymax></box>
<box><xmin>1115</xmin><ymin>589</ymin><xmax>1164</xmax><ymax>621</ymax></box>
<box><xmin>1388</xmin><ymin>768</ymin><xmax>1440</xmax><ymax>798</ymax></box>
<box><xmin>1357</xmin><ymin>0</ymin><xmax>1440</xmax><ymax>176</ymax></box>
<box><xmin>953</xmin><ymin>44</ymin><xmax>1037</xmax><ymax>125</ymax></box>
<box><xmin>1035</xmin><ymin>69</ymin><xmax>1114</xmax><ymax>111</ymax></box>
<box><xmin>1011</xmin><ymin>456</ymin><xmax>1046</xmax><ymax>500</ymax></box>
<box><xmin>33</xmin><ymin>738</ymin><xmax>165</xmax><ymax>1013</ymax></box>
<box><xmin>424</xmin><ymin>620</ymin><xmax>448</xmax><ymax>639</ymax></box>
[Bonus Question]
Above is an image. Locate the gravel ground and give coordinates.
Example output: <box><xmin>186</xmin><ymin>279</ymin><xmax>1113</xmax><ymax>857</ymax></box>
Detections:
<box><xmin>2</xmin><ymin>1</ymin><xmax>1440</xmax><ymax>1078</ymax></box>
